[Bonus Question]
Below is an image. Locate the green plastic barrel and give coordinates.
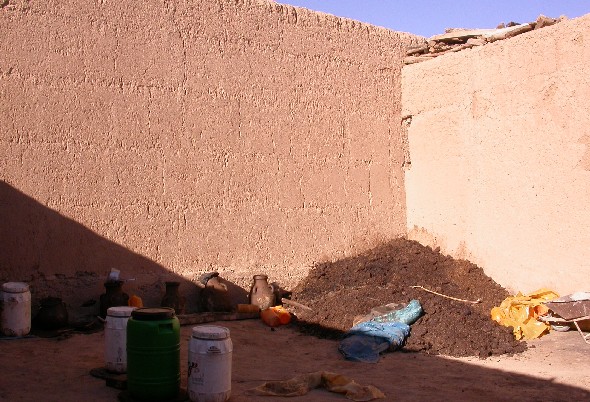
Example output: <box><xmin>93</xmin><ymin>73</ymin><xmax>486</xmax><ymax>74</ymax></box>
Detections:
<box><xmin>127</xmin><ymin>307</ymin><xmax>180</xmax><ymax>401</ymax></box>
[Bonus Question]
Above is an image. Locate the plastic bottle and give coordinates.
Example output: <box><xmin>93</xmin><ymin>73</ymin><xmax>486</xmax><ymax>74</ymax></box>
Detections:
<box><xmin>128</xmin><ymin>295</ymin><xmax>143</xmax><ymax>308</ymax></box>
<box><xmin>260</xmin><ymin>306</ymin><xmax>291</xmax><ymax>327</ymax></box>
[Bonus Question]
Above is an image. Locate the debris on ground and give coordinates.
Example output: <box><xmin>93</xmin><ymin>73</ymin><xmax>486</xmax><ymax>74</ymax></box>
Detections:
<box><xmin>542</xmin><ymin>292</ymin><xmax>590</xmax><ymax>344</ymax></box>
<box><xmin>290</xmin><ymin>238</ymin><xmax>527</xmax><ymax>358</ymax></box>
<box><xmin>246</xmin><ymin>371</ymin><xmax>385</xmax><ymax>401</ymax></box>
<box><xmin>491</xmin><ymin>288</ymin><xmax>559</xmax><ymax>340</ymax></box>
<box><xmin>260</xmin><ymin>306</ymin><xmax>291</xmax><ymax>327</ymax></box>
<box><xmin>545</xmin><ymin>292</ymin><xmax>590</xmax><ymax>321</ymax></box>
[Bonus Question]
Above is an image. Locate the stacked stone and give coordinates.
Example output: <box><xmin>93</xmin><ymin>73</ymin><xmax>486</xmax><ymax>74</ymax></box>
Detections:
<box><xmin>404</xmin><ymin>15</ymin><xmax>565</xmax><ymax>64</ymax></box>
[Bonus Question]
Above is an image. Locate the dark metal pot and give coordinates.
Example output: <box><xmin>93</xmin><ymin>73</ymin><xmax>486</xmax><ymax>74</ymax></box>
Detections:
<box><xmin>34</xmin><ymin>297</ymin><xmax>69</xmax><ymax>330</ymax></box>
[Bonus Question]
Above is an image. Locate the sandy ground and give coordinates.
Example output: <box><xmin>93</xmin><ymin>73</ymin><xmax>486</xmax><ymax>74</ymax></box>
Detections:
<box><xmin>1</xmin><ymin>319</ymin><xmax>589</xmax><ymax>402</ymax></box>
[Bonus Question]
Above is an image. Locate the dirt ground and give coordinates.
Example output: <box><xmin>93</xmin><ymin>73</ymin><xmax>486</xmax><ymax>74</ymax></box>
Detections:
<box><xmin>0</xmin><ymin>320</ymin><xmax>589</xmax><ymax>402</ymax></box>
<box><xmin>1</xmin><ymin>238</ymin><xmax>589</xmax><ymax>401</ymax></box>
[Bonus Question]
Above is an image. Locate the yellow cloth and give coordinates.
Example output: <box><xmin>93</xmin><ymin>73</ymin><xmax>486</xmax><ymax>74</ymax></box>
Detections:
<box><xmin>246</xmin><ymin>371</ymin><xmax>385</xmax><ymax>401</ymax></box>
<box><xmin>491</xmin><ymin>288</ymin><xmax>559</xmax><ymax>340</ymax></box>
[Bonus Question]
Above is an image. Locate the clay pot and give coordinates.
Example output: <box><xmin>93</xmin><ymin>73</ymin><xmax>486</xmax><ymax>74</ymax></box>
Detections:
<box><xmin>200</xmin><ymin>276</ymin><xmax>233</xmax><ymax>312</ymax></box>
<box><xmin>34</xmin><ymin>297</ymin><xmax>69</xmax><ymax>330</ymax></box>
<box><xmin>249</xmin><ymin>275</ymin><xmax>276</xmax><ymax>310</ymax></box>
<box><xmin>99</xmin><ymin>281</ymin><xmax>129</xmax><ymax>318</ymax></box>
<box><xmin>161</xmin><ymin>281</ymin><xmax>186</xmax><ymax>314</ymax></box>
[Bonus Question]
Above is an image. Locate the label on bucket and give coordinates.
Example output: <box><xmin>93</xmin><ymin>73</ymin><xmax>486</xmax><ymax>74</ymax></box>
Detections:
<box><xmin>188</xmin><ymin>352</ymin><xmax>232</xmax><ymax>391</ymax></box>
<box><xmin>207</xmin><ymin>346</ymin><xmax>221</xmax><ymax>354</ymax></box>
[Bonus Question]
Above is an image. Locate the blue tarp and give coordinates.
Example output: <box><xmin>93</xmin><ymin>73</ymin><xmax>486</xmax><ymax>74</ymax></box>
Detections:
<box><xmin>370</xmin><ymin>299</ymin><xmax>423</xmax><ymax>325</ymax></box>
<box><xmin>338</xmin><ymin>299</ymin><xmax>423</xmax><ymax>363</ymax></box>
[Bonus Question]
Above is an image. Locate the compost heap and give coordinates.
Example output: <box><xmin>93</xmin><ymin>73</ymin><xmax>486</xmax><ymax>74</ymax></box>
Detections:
<box><xmin>290</xmin><ymin>238</ymin><xmax>526</xmax><ymax>358</ymax></box>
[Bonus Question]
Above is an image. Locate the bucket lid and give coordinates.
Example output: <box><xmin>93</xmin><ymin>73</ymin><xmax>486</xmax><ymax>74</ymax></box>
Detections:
<box><xmin>131</xmin><ymin>307</ymin><xmax>175</xmax><ymax>321</ymax></box>
<box><xmin>107</xmin><ymin>306</ymin><xmax>136</xmax><ymax>317</ymax></box>
<box><xmin>192</xmin><ymin>325</ymin><xmax>230</xmax><ymax>340</ymax></box>
<box><xmin>2</xmin><ymin>282</ymin><xmax>30</xmax><ymax>293</ymax></box>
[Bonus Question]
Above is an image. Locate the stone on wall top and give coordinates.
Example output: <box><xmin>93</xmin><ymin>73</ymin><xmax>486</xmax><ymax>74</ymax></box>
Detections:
<box><xmin>404</xmin><ymin>15</ymin><xmax>566</xmax><ymax>65</ymax></box>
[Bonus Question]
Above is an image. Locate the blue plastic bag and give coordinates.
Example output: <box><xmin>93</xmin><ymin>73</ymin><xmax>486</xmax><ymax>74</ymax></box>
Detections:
<box><xmin>338</xmin><ymin>300</ymin><xmax>423</xmax><ymax>363</ymax></box>
<box><xmin>339</xmin><ymin>321</ymin><xmax>410</xmax><ymax>363</ymax></box>
<box><xmin>371</xmin><ymin>299</ymin><xmax>423</xmax><ymax>325</ymax></box>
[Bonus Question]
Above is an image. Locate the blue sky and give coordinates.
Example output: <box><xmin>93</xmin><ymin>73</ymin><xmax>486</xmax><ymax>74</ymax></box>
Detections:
<box><xmin>280</xmin><ymin>1</ymin><xmax>590</xmax><ymax>38</ymax></box>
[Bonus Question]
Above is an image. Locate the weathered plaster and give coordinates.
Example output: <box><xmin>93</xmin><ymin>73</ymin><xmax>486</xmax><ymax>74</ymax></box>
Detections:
<box><xmin>403</xmin><ymin>14</ymin><xmax>590</xmax><ymax>294</ymax></box>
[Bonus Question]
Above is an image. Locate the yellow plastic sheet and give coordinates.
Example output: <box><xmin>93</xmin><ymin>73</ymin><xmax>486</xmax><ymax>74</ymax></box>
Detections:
<box><xmin>491</xmin><ymin>288</ymin><xmax>559</xmax><ymax>340</ymax></box>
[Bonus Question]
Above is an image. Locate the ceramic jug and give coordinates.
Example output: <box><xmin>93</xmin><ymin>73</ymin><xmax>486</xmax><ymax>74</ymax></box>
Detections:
<box><xmin>161</xmin><ymin>281</ymin><xmax>186</xmax><ymax>314</ymax></box>
<box><xmin>200</xmin><ymin>276</ymin><xmax>233</xmax><ymax>312</ymax></box>
<box><xmin>249</xmin><ymin>275</ymin><xmax>275</xmax><ymax>310</ymax></box>
<box><xmin>100</xmin><ymin>280</ymin><xmax>129</xmax><ymax>318</ymax></box>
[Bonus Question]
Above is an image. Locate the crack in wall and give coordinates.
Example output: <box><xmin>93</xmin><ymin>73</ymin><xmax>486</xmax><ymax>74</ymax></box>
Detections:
<box><xmin>400</xmin><ymin>114</ymin><xmax>412</xmax><ymax>169</ymax></box>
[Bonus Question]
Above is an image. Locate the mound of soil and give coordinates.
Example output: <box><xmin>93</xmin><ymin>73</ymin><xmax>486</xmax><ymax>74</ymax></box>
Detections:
<box><xmin>290</xmin><ymin>238</ymin><xmax>526</xmax><ymax>358</ymax></box>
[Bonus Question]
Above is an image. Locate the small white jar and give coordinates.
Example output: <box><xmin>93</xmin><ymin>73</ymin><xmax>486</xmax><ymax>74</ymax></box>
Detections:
<box><xmin>188</xmin><ymin>325</ymin><xmax>232</xmax><ymax>402</ymax></box>
<box><xmin>104</xmin><ymin>306</ymin><xmax>136</xmax><ymax>373</ymax></box>
<box><xmin>1</xmin><ymin>282</ymin><xmax>32</xmax><ymax>337</ymax></box>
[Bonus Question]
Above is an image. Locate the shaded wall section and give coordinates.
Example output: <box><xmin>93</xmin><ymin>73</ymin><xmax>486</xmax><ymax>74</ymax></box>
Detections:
<box><xmin>402</xmin><ymin>14</ymin><xmax>590</xmax><ymax>294</ymax></box>
<box><xmin>0</xmin><ymin>0</ymin><xmax>421</xmax><ymax>294</ymax></box>
<box><xmin>0</xmin><ymin>181</ymin><xmax>206</xmax><ymax>315</ymax></box>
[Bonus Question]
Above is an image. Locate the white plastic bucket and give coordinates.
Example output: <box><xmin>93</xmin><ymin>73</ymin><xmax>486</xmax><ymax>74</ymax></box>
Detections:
<box><xmin>188</xmin><ymin>325</ymin><xmax>232</xmax><ymax>402</ymax></box>
<box><xmin>104</xmin><ymin>306</ymin><xmax>136</xmax><ymax>373</ymax></box>
<box><xmin>1</xmin><ymin>282</ymin><xmax>31</xmax><ymax>337</ymax></box>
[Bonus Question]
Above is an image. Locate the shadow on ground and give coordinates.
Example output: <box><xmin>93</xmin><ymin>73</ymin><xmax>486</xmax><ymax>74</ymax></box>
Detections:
<box><xmin>0</xmin><ymin>320</ymin><xmax>588</xmax><ymax>401</ymax></box>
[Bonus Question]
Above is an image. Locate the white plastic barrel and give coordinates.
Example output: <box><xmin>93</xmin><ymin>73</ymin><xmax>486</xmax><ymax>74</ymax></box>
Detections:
<box><xmin>104</xmin><ymin>306</ymin><xmax>136</xmax><ymax>373</ymax></box>
<box><xmin>188</xmin><ymin>325</ymin><xmax>232</xmax><ymax>402</ymax></box>
<box><xmin>1</xmin><ymin>282</ymin><xmax>31</xmax><ymax>337</ymax></box>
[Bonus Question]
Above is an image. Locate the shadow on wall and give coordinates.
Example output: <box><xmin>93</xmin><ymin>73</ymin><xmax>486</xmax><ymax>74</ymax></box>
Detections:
<box><xmin>0</xmin><ymin>181</ymin><xmax>246</xmax><ymax>319</ymax></box>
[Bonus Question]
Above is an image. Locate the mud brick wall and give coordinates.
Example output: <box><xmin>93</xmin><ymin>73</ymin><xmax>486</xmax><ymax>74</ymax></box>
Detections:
<box><xmin>402</xmin><ymin>13</ymin><xmax>590</xmax><ymax>295</ymax></box>
<box><xmin>0</xmin><ymin>0</ymin><xmax>420</xmax><ymax>310</ymax></box>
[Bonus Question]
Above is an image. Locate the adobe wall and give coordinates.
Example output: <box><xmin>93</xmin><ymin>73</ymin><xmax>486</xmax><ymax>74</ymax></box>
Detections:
<box><xmin>0</xmin><ymin>0</ymin><xmax>420</xmax><ymax>308</ymax></box>
<box><xmin>402</xmin><ymin>14</ymin><xmax>590</xmax><ymax>295</ymax></box>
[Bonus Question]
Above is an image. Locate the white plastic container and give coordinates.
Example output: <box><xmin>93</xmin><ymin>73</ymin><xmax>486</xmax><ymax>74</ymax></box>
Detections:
<box><xmin>188</xmin><ymin>325</ymin><xmax>232</xmax><ymax>402</ymax></box>
<box><xmin>1</xmin><ymin>282</ymin><xmax>31</xmax><ymax>337</ymax></box>
<box><xmin>104</xmin><ymin>306</ymin><xmax>136</xmax><ymax>373</ymax></box>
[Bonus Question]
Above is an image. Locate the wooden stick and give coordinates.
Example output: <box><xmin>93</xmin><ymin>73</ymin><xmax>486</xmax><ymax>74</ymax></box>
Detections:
<box><xmin>411</xmin><ymin>285</ymin><xmax>482</xmax><ymax>304</ymax></box>
<box><xmin>177</xmin><ymin>312</ymin><xmax>259</xmax><ymax>326</ymax></box>
<box><xmin>281</xmin><ymin>298</ymin><xmax>313</xmax><ymax>311</ymax></box>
